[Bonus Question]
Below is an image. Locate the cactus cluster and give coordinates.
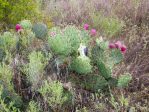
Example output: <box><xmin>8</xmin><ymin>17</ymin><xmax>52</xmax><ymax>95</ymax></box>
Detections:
<box><xmin>47</xmin><ymin>24</ymin><xmax>132</xmax><ymax>90</ymax></box>
<box><xmin>48</xmin><ymin>26</ymin><xmax>90</xmax><ymax>56</ymax></box>
<box><xmin>71</xmin><ymin>56</ymin><xmax>92</xmax><ymax>74</ymax></box>
<box><xmin>91</xmin><ymin>40</ymin><xmax>131</xmax><ymax>88</ymax></box>
<box><xmin>32</xmin><ymin>23</ymin><xmax>48</xmax><ymax>40</ymax></box>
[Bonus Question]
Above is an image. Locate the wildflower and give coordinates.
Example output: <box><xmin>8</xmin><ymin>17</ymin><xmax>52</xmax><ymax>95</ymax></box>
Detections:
<box><xmin>50</xmin><ymin>32</ymin><xmax>56</xmax><ymax>37</ymax></box>
<box><xmin>109</xmin><ymin>43</ymin><xmax>116</xmax><ymax>49</ymax></box>
<box><xmin>115</xmin><ymin>41</ymin><xmax>122</xmax><ymax>49</ymax></box>
<box><xmin>90</xmin><ymin>29</ymin><xmax>97</xmax><ymax>36</ymax></box>
<box><xmin>15</xmin><ymin>24</ymin><xmax>22</xmax><ymax>31</ymax></box>
<box><xmin>120</xmin><ymin>44</ymin><xmax>127</xmax><ymax>54</ymax></box>
<box><xmin>83</xmin><ymin>24</ymin><xmax>89</xmax><ymax>30</ymax></box>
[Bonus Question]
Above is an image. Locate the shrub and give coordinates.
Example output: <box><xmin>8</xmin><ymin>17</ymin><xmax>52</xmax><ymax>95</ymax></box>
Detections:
<box><xmin>91</xmin><ymin>13</ymin><xmax>125</xmax><ymax>37</ymax></box>
<box><xmin>83</xmin><ymin>74</ymin><xmax>108</xmax><ymax>92</ymax></box>
<box><xmin>0</xmin><ymin>85</ymin><xmax>20</xmax><ymax>112</ymax></box>
<box><xmin>0</xmin><ymin>0</ymin><xmax>41</xmax><ymax>25</ymax></box>
<box><xmin>27</xmin><ymin>101</ymin><xmax>41</xmax><ymax>112</ymax></box>
<box><xmin>16</xmin><ymin>28</ymin><xmax>36</xmax><ymax>53</ymax></box>
<box><xmin>0</xmin><ymin>64</ymin><xmax>23</xmax><ymax>111</ymax></box>
<box><xmin>0</xmin><ymin>32</ymin><xmax>16</xmax><ymax>52</ymax></box>
<box><xmin>38</xmin><ymin>80</ymin><xmax>71</xmax><ymax>110</ymax></box>
<box><xmin>23</xmin><ymin>51</ymin><xmax>47</xmax><ymax>90</ymax></box>
<box><xmin>0</xmin><ymin>63</ymin><xmax>14</xmax><ymax>91</ymax></box>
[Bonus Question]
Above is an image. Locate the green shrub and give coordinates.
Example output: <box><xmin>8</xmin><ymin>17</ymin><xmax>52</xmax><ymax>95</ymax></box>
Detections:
<box><xmin>0</xmin><ymin>64</ymin><xmax>23</xmax><ymax>111</ymax></box>
<box><xmin>16</xmin><ymin>29</ymin><xmax>35</xmax><ymax>53</ymax></box>
<box><xmin>92</xmin><ymin>13</ymin><xmax>124</xmax><ymax>37</ymax></box>
<box><xmin>0</xmin><ymin>32</ymin><xmax>16</xmax><ymax>52</ymax></box>
<box><xmin>0</xmin><ymin>0</ymin><xmax>41</xmax><ymax>25</ymax></box>
<box><xmin>101</xmin><ymin>17</ymin><xmax>124</xmax><ymax>37</ymax></box>
<box><xmin>0</xmin><ymin>49</ymin><xmax>6</xmax><ymax>62</ymax></box>
<box><xmin>83</xmin><ymin>74</ymin><xmax>108</xmax><ymax>92</ymax></box>
<box><xmin>23</xmin><ymin>51</ymin><xmax>47</xmax><ymax>90</ymax></box>
<box><xmin>0</xmin><ymin>85</ymin><xmax>20</xmax><ymax>112</ymax></box>
<box><xmin>0</xmin><ymin>63</ymin><xmax>14</xmax><ymax>91</ymax></box>
<box><xmin>39</xmin><ymin>80</ymin><xmax>71</xmax><ymax>110</ymax></box>
<box><xmin>27</xmin><ymin>101</ymin><xmax>41</xmax><ymax>112</ymax></box>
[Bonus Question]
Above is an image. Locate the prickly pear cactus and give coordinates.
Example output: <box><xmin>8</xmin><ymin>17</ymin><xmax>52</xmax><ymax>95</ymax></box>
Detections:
<box><xmin>91</xmin><ymin>42</ymin><xmax>112</xmax><ymax>79</ymax></box>
<box><xmin>20</xmin><ymin>20</ymin><xmax>32</xmax><ymax>30</ymax></box>
<box><xmin>63</xmin><ymin>26</ymin><xmax>81</xmax><ymax>51</ymax></box>
<box><xmin>97</xmin><ymin>61</ymin><xmax>112</xmax><ymax>79</ymax></box>
<box><xmin>32</xmin><ymin>23</ymin><xmax>48</xmax><ymax>40</ymax></box>
<box><xmin>71</xmin><ymin>56</ymin><xmax>92</xmax><ymax>74</ymax></box>
<box><xmin>91</xmin><ymin>45</ymin><xmax>105</xmax><ymax>63</ymax></box>
<box><xmin>91</xmin><ymin>40</ymin><xmax>124</xmax><ymax>80</ymax></box>
<box><xmin>48</xmin><ymin>33</ymin><xmax>72</xmax><ymax>56</ymax></box>
<box><xmin>117</xmin><ymin>74</ymin><xmax>132</xmax><ymax>88</ymax></box>
<box><xmin>110</xmin><ymin>49</ymin><xmax>123</xmax><ymax>64</ymax></box>
<box><xmin>71</xmin><ymin>44</ymin><xmax>92</xmax><ymax>74</ymax></box>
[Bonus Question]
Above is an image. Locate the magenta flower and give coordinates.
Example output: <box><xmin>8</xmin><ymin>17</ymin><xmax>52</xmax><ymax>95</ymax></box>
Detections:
<box><xmin>120</xmin><ymin>44</ymin><xmax>127</xmax><ymax>54</ymax></box>
<box><xmin>115</xmin><ymin>41</ymin><xmax>122</xmax><ymax>49</ymax></box>
<box><xmin>90</xmin><ymin>29</ymin><xmax>97</xmax><ymax>36</ymax></box>
<box><xmin>50</xmin><ymin>32</ymin><xmax>56</xmax><ymax>37</ymax></box>
<box><xmin>109</xmin><ymin>43</ymin><xmax>116</xmax><ymax>49</ymax></box>
<box><xmin>84</xmin><ymin>24</ymin><xmax>89</xmax><ymax>30</ymax></box>
<box><xmin>15</xmin><ymin>24</ymin><xmax>22</xmax><ymax>31</ymax></box>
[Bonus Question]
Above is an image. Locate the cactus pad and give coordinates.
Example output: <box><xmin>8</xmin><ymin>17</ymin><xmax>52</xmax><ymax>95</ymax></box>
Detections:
<box><xmin>20</xmin><ymin>20</ymin><xmax>32</xmax><ymax>30</ymax></box>
<box><xmin>32</xmin><ymin>23</ymin><xmax>48</xmax><ymax>40</ymax></box>
<box><xmin>117</xmin><ymin>74</ymin><xmax>132</xmax><ymax>88</ymax></box>
<box><xmin>71</xmin><ymin>56</ymin><xmax>92</xmax><ymax>74</ymax></box>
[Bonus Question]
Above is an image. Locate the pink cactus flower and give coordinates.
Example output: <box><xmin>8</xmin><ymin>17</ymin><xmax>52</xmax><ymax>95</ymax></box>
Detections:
<box><xmin>90</xmin><ymin>29</ymin><xmax>97</xmax><ymax>36</ymax></box>
<box><xmin>120</xmin><ymin>44</ymin><xmax>127</xmax><ymax>54</ymax></box>
<box><xmin>50</xmin><ymin>32</ymin><xmax>56</xmax><ymax>37</ymax></box>
<box><xmin>15</xmin><ymin>24</ymin><xmax>22</xmax><ymax>31</ymax></box>
<box><xmin>115</xmin><ymin>41</ymin><xmax>122</xmax><ymax>49</ymax></box>
<box><xmin>18</xmin><ymin>29</ymin><xmax>23</xmax><ymax>34</ymax></box>
<box><xmin>84</xmin><ymin>24</ymin><xmax>89</xmax><ymax>30</ymax></box>
<box><xmin>109</xmin><ymin>43</ymin><xmax>116</xmax><ymax>49</ymax></box>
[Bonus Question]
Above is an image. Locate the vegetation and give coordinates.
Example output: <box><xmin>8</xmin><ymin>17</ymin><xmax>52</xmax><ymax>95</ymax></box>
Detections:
<box><xmin>0</xmin><ymin>0</ymin><xmax>41</xmax><ymax>27</ymax></box>
<box><xmin>0</xmin><ymin>0</ymin><xmax>149</xmax><ymax>112</ymax></box>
